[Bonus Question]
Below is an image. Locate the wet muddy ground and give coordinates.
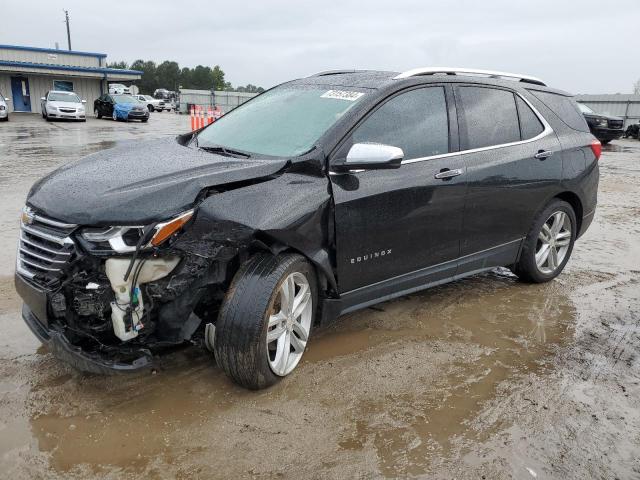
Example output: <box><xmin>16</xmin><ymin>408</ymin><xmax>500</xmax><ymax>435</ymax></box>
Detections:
<box><xmin>0</xmin><ymin>113</ymin><xmax>639</xmax><ymax>479</ymax></box>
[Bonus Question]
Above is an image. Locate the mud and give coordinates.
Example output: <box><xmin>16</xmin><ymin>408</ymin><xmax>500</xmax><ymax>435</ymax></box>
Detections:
<box><xmin>0</xmin><ymin>115</ymin><xmax>639</xmax><ymax>479</ymax></box>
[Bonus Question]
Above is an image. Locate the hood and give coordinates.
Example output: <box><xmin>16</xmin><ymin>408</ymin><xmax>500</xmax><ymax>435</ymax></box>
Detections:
<box><xmin>48</xmin><ymin>100</ymin><xmax>84</xmax><ymax>109</ymax></box>
<box><xmin>27</xmin><ymin>137</ymin><xmax>288</xmax><ymax>225</ymax></box>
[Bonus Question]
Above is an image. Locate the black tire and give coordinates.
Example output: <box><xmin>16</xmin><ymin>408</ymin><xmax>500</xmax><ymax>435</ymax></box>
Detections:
<box><xmin>214</xmin><ymin>253</ymin><xmax>317</xmax><ymax>390</ymax></box>
<box><xmin>141</xmin><ymin>118</ymin><xmax>148</xmax><ymax>123</ymax></box>
<box><xmin>511</xmin><ymin>199</ymin><xmax>576</xmax><ymax>283</ymax></box>
<box><xmin>148</xmin><ymin>105</ymin><xmax>154</xmax><ymax>112</ymax></box>
<box><xmin>0</xmin><ymin>116</ymin><xmax>7</xmax><ymax>122</ymax></box>
<box><xmin>95</xmin><ymin>109</ymin><xmax>102</xmax><ymax>119</ymax></box>
<box><xmin>600</xmin><ymin>139</ymin><xmax>610</xmax><ymax>145</ymax></box>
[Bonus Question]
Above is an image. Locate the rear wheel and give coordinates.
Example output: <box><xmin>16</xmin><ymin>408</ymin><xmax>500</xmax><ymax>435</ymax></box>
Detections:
<box><xmin>95</xmin><ymin>109</ymin><xmax>102</xmax><ymax>119</ymax></box>
<box><xmin>214</xmin><ymin>253</ymin><xmax>316</xmax><ymax>389</ymax></box>
<box><xmin>511</xmin><ymin>199</ymin><xmax>576</xmax><ymax>283</ymax></box>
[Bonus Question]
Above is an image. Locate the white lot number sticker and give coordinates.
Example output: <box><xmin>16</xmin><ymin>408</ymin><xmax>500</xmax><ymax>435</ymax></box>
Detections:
<box><xmin>321</xmin><ymin>90</ymin><xmax>364</xmax><ymax>101</ymax></box>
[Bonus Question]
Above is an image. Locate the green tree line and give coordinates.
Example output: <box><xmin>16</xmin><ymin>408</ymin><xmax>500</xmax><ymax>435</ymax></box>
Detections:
<box><xmin>107</xmin><ymin>60</ymin><xmax>264</xmax><ymax>94</ymax></box>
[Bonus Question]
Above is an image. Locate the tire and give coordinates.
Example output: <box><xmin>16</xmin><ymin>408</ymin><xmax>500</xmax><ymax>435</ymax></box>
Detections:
<box><xmin>0</xmin><ymin>116</ymin><xmax>7</xmax><ymax>122</ymax></box>
<box><xmin>141</xmin><ymin>118</ymin><xmax>148</xmax><ymax>123</ymax></box>
<box><xmin>600</xmin><ymin>139</ymin><xmax>610</xmax><ymax>145</ymax></box>
<box><xmin>95</xmin><ymin>109</ymin><xmax>102</xmax><ymax>119</ymax></box>
<box><xmin>511</xmin><ymin>199</ymin><xmax>576</xmax><ymax>283</ymax></box>
<box><xmin>214</xmin><ymin>253</ymin><xmax>317</xmax><ymax>390</ymax></box>
<box><xmin>112</xmin><ymin>111</ymin><xmax>118</xmax><ymax>121</ymax></box>
<box><xmin>148</xmin><ymin>105</ymin><xmax>154</xmax><ymax>112</ymax></box>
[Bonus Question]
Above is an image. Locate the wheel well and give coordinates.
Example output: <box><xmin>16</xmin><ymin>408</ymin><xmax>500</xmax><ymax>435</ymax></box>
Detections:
<box><xmin>555</xmin><ymin>191</ymin><xmax>583</xmax><ymax>233</ymax></box>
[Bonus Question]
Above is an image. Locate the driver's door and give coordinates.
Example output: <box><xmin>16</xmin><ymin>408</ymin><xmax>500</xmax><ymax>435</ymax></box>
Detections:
<box><xmin>330</xmin><ymin>85</ymin><xmax>467</xmax><ymax>294</ymax></box>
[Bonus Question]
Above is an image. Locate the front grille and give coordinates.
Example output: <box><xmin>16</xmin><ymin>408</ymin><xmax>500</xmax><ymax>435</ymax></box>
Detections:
<box><xmin>17</xmin><ymin>209</ymin><xmax>77</xmax><ymax>287</ymax></box>
<box><xmin>608</xmin><ymin>119</ymin><xmax>623</xmax><ymax>129</ymax></box>
<box><xmin>59</xmin><ymin>108</ymin><xmax>76</xmax><ymax>113</ymax></box>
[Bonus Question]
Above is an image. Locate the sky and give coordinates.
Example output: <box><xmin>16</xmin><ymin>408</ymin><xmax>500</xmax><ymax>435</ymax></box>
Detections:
<box><xmin>1</xmin><ymin>0</ymin><xmax>639</xmax><ymax>94</ymax></box>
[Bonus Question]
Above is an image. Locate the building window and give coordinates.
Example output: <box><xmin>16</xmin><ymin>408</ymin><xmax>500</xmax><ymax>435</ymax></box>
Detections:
<box><xmin>53</xmin><ymin>80</ymin><xmax>74</xmax><ymax>92</ymax></box>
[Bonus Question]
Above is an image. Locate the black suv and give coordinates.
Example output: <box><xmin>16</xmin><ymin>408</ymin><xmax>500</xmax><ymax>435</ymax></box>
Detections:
<box><xmin>16</xmin><ymin>68</ymin><xmax>599</xmax><ymax>389</ymax></box>
<box><xmin>577</xmin><ymin>102</ymin><xmax>624</xmax><ymax>144</ymax></box>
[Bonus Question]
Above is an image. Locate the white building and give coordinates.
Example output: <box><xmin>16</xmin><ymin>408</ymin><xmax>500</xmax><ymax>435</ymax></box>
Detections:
<box><xmin>0</xmin><ymin>44</ymin><xmax>141</xmax><ymax>115</ymax></box>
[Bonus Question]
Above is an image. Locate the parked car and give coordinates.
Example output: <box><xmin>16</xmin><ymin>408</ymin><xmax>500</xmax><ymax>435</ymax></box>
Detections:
<box><xmin>623</xmin><ymin>122</ymin><xmax>640</xmax><ymax>140</ymax></box>
<box><xmin>40</xmin><ymin>90</ymin><xmax>87</xmax><ymax>121</ymax></box>
<box><xmin>134</xmin><ymin>94</ymin><xmax>165</xmax><ymax>112</ymax></box>
<box><xmin>108</xmin><ymin>83</ymin><xmax>130</xmax><ymax>95</ymax></box>
<box><xmin>0</xmin><ymin>93</ymin><xmax>9</xmax><ymax>121</ymax></box>
<box><xmin>16</xmin><ymin>68</ymin><xmax>599</xmax><ymax>389</ymax></box>
<box><xmin>94</xmin><ymin>94</ymin><xmax>149</xmax><ymax>122</ymax></box>
<box><xmin>577</xmin><ymin>102</ymin><xmax>624</xmax><ymax>144</ymax></box>
<box><xmin>153</xmin><ymin>88</ymin><xmax>176</xmax><ymax>101</ymax></box>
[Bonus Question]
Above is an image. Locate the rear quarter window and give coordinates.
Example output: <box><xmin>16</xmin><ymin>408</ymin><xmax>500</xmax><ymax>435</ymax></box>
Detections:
<box><xmin>528</xmin><ymin>90</ymin><xmax>590</xmax><ymax>133</ymax></box>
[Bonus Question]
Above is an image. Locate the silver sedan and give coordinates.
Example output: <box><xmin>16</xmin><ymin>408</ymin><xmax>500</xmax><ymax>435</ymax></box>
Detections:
<box><xmin>41</xmin><ymin>91</ymin><xmax>87</xmax><ymax>121</ymax></box>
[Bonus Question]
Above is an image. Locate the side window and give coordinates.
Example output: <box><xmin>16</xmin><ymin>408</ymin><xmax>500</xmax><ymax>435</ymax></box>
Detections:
<box><xmin>516</xmin><ymin>96</ymin><xmax>544</xmax><ymax>140</ymax></box>
<box><xmin>340</xmin><ymin>87</ymin><xmax>449</xmax><ymax>160</ymax></box>
<box><xmin>528</xmin><ymin>90</ymin><xmax>590</xmax><ymax>133</ymax></box>
<box><xmin>457</xmin><ymin>87</ymin><xmax>520</xmax><ymax>150</ymax></box>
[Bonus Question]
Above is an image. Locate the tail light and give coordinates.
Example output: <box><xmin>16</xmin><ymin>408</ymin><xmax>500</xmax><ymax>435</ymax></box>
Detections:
<box><xmin>590</xmin><ymin>139</ymin><xmax>602</xmax><ymax>161</ymax></box>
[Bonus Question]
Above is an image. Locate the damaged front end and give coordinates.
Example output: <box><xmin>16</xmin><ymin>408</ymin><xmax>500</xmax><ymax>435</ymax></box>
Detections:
<box><xmin>15</xmin><ymin>207</ymin><xmax>207</xmax><ymax>373</ymax></box>
<box><xmin>15</xmin><ymin>163</ymin><xmax>335</xmax><ymax>374</ymax></box>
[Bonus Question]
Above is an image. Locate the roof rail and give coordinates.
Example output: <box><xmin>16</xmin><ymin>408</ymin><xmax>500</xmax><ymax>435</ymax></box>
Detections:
<box><xmin>393</xmin><ymin>67</ymin><xmax>546</xmax><ymax>86</ymax></box>
<box><xmin>310</xmin><ymin>69</ymin><xmax>358</xmax><ymax>77</ymax></box>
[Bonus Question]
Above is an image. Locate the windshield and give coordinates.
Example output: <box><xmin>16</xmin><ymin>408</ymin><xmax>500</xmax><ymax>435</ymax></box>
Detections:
<box><xmin>48</xmin><ymin>92</ymin><xmax>81</xmax><ymax>102</ymax></box>
<box><xmin>196</xmin><ymin>85</ymin><xmax>367</xmax><ymax>157</ymax></box>
<box><xmin>112</xmin><ymin>95</ymin><xmax>139</xmax><ymax>104</ymax></box>
<box><xmin>577</xmin><ymin>103</ymin><xmax>594</xmax><ymax>114</ymax></box>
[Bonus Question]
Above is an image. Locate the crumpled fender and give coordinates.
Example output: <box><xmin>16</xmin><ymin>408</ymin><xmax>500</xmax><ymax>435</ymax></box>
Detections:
<box><xmin>114</xmin><ymin>102</ymin><xmax>135</xmax><ymax>119</ymax></box>
<box><xmin>172</xmin><ymin>171</ymin><xmax>336</xmax><ymax>291</ymax></box>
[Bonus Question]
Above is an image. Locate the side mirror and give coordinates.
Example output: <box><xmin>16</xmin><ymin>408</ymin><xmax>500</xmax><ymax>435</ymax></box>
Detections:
<box><xmin>40</xmin><ymin>97</ymin><xmax>46</xmax><ymax>101</ymax></box>
<box><xmin>334</xmin><ymin>143</ymin><xmax>404</xmax><ymax>172</ymax></box>
<box><xmin>81</xmin><ymin>99</ymin><xmax>87</xmax><ymax>103</ymax></box>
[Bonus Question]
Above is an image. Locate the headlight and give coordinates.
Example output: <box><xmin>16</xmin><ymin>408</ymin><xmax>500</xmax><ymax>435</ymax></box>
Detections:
<box><xmin>80</xmin><ymin>210</ymin><xmax>194</xmax><ymax>253</ymax></box>
<box><xmin>597</xmin><ymin>118</ymin><xmax>607</xmax><ymax>126</ymax></box>
<box><xmin>47</xmin><ymin>105</ymin><xmax>57</xmax><ymax>111</ymax></box>
<box><xmin>78</xmin><ymin>106</ymin><xmax>85</xmax><ymax>112</ymax></box>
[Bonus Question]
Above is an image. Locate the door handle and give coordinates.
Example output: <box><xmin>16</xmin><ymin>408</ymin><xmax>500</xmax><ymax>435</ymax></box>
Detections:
<box><xmin>434</xmin><ymin>168</ymin><xmax>463</xmax><ymax>180</ymax></box>
<box><xmin>534</xmin><ymin>150</ymin><xmax>553</xmax><ymax>160</ymax></box>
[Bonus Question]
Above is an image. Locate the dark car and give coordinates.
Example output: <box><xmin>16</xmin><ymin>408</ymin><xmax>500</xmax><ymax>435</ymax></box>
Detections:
<box><xmin>623</xmin><ymin>122</ymin><xmax>640</xmax><ymax>140</ymax></box>
<box><xmin>94</xmin><ymin>94</ymin><xmax>149</xmax><ymax>122</ymax></box>
<box><xmin>16</xmin><ymin>68</ymin><xmax>599</xmax><ymax>389</ymax></box>
<box><xmin>577</xmin><ymin>102</ymin><xmax>624</xmax><ymax>144</ymax></box>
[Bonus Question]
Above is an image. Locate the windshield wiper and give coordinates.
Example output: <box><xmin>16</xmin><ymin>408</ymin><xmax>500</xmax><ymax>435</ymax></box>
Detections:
<box><xmin>198</xmin><ymin>145</ymin><xmax>251</xmax><ymax>158</ymax></box>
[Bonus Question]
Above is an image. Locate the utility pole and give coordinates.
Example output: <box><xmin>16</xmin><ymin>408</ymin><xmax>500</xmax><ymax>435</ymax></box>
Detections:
<box><xmin>64</xmin><ymin>10</ymin><xmax>72</xmax><ymax>51</ymax></box>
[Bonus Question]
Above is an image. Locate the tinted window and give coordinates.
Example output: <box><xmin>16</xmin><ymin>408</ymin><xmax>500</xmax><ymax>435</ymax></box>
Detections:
<box><xmin>348</xmin><ymin>87</ymin><xmax>449</xmax><ymax>160</ymax></box>
<box><xmin>458</xmin><ymin>87</ymin><xmax>520</xmax><ymax>149</ymax></box>
<box><xmin>516</xmin><ymin>96</ymin><xmax>544</xmax><ymax>140</ymax></box>
<box><xmin>528</xmin><ymin>90</ymin><xmax>590</xmax><ymax>133</ymax></box>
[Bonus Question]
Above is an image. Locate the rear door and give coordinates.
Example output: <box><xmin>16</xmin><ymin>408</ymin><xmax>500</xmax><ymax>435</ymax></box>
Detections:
<box><xmin>454</xmin><ymin>85</ymin><xmax>562</xmax><ymax>270</ymax></box>
<box><xmin>330</xmin><ymin>85</ymin><xmax>466</xmax><ymax>293</ymax></box>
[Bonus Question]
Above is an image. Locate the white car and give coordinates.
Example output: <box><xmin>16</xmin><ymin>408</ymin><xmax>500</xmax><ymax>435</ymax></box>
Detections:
<box><xmin>108</xmin><ymin>84</ymin><xmax>130</xmax><ymax>94</ymax></box>
<box><xmin>134</xmin><ymin>95</ymin><xmax>165</xmax><ymax>112</ymax></box>
<box><xmin>40</xmin><ymin>91</ymin><xmax>87</xmax><ymax>121</ymax></box>
<box><xmin>0</xmin><ymin>93</ymin><xmax>9</xmax><ymax>121</ymax></box>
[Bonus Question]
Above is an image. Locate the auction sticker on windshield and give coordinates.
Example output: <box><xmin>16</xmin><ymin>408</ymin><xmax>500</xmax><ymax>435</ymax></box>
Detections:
<box><xmin>320</xmin><ymin>90</ymin><xmax>365</xmax><ymax>101</ymax></box>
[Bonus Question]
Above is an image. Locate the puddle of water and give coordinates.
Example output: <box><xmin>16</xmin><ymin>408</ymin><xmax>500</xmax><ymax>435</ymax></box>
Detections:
<box><xmin>327</xmin><ymin>272</ymin><xmax>576</xmax><ymax>477</ymax></box>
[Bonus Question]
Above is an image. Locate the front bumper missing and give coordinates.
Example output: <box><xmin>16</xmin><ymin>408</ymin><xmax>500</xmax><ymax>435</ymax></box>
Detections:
<box><xmin>21</xmin><ymin>304</ymin><xmax>153</xmax><ymax>375</ymax></box>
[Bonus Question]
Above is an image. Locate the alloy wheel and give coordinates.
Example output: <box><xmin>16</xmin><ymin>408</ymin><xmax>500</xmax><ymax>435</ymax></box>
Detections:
<box><xmin>266</xmin><ymin>272</ymin><xmax>312</xmax><ymax>376</ymax></box>
<box><xmin>535</xmin><ymin>211</ymin><xmax>571</xmax><ymax>274</ymax></box>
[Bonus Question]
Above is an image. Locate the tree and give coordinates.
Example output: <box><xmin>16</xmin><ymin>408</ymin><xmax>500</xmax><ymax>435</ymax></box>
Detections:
<box><xmin>634</xmin><ymin>79</ymin><xmax>640</xmax><ymax>95</ymax></box>
<box><xmin>130</xmin><ymin>60</ymin><xmax>158</xmax><ymax>94</ymax></box>
<box><xmin>107</xmin><ymin>60</ymin><xmax>129</xmax><ymax>69</ymax></box>
<box><xmin>156</xmin><ymin>61</ymin><xmax>181</xmax><ymax>91</ymax></box>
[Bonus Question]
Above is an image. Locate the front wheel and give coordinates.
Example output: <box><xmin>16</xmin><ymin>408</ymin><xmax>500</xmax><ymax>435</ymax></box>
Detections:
<box><xmin>511</xmin><ymin>199</ymin><xmax>576</xmax><ymax>283</ymax></box>
<box><xmin>112</xmin><ymin>111</ymin><xmax>118</xmax><ymax>121</ymax></box>
<box><xmin>214</xmin><ymin>253</ymin><xmax>316</xmax><ymax>389</ymax></box>
<box><xmin>95</xmin><ymin>109</ymin><xmax>102</xmax><ymax>119</ymax></box>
